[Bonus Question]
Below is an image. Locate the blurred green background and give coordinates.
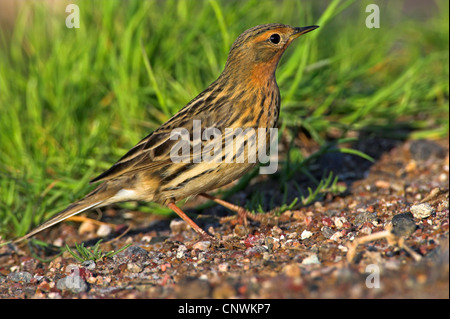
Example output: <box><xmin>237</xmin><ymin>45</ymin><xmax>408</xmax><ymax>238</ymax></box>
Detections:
<box><xmin>0</xmin><ymin>0</ymin><xmax>448</xmax><ymax>239</ymax></box>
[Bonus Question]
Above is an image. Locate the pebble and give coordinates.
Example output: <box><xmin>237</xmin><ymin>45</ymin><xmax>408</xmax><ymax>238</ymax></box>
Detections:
<box><xmin>300</xmin><ymin>230</ymin><xmax>313</xmax><ymax>240</ymax></box>
<box><xmin>333</xmin><ymin>217</ymin><xmax>347</xmax><ymax>229</ymax></box>
<box><xmin>264</xmin><ymin>237</ymin><xmax>275</xmax><ymax>252</ymax></box>
<box><xmin>170</xmin><ymin>219</ymin><xmax>189</xmax><ymax>235</ymax></box>
<box><xmin>81</xmin><ymin>260</ymin><xmax>96</xmax><ymax>271</ymax></box>
<box><xmin>360</xmin><ymin>226</ymin><xmax>372</xmax><ymax>235</ymax></box>
<box><xmin>127</xmin><ymin>262</ymin><xmax>142</xmax><ymax>273</ymax></box>
<box><xmin>52</xmin><ymin>238</ymin><xmax>64</xmax><ymax>247</ymax></box>
<box><xmin>391</xmin><ymin>212</ymin><xmax>417</xmax><ymax>237</ymax></box>
<box><xmin>321</xmin><ymin>226</ymin><xmax>334</xmax><ymax>239</ymax></box>
<box><xmin>218</xmin><ymin>262</ymin><xmax>229</xmax><ymax>272</ymax></box>
<box><xmin>287</xmin><ymin>232</ymin><xmax>298</xmax><ymax>239</ymax></box>
<box><xmin>354</xmin><ymin>211</ymin><xmax>376</xmax><ymax>225</ymax></box>
<box><xmin>330</xmin><ymin>231</ymin><xmax>343</xmax><ymax>241</ymax></box>
<box><xmin>56</xmin><ymin>274</ymin><xmax>88</xmax><ymax>293</ymax></box>
<box><xmin>302</xmin><ymin>254</ymin><xmax>320</xmax><ymax>265</ymax></box>
<box><xmin>271</xmin><ymin>225</ymin><xmax>283</xmax><ymax>236</ymax></box>
<box><xmin>176</xmin><ymin>245</ymin><xmax>188</xmax><ymax>258</ymax></box>
<box><xmin>125</xmin><ymin>246</ymin><xmax>149</xmax><ymax>258</ymax></box>
<box><xmin>234</xmin><ymin>224</ymin><xmax>248</xmax><ymax>237</ymax></box>
<box><xmin>410</xmin><ymin>203</ymin><xmax>434</xmax><ymax>219</ymax></box>
<box><xmin>96</xmin><ymin>224</ymin><xmax>112</xmax><ymax>237</ymax></box>
<box><xmin>7</xmin><ymin>271</ymin><xmax>32</xmax><ymax>283</ymax></box>
<box><xmin>245</xmin><ymin>245</ymin><xmax>267</xmax><ymax>255</ymax></box>
<box><xmin>192</xmin><ymin>241</ymin><xmax>211</xmax><ymax>251</ymax></box>
<box><xmin>48</xmin><ymin>292</ymin><xmax>62</xmax><ymax>299</ymax></box>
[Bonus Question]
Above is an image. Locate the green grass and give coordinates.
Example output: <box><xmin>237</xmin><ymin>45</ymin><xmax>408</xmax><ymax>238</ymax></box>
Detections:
<box><xmin>0</xmin><ymin>0</ymin><xmax>448</xmax><ymax>240</ymax></box>
<box><xmin>65</xmin><ymin>239</ymin><xmax>131</xmax><ymax>263</ymax></box>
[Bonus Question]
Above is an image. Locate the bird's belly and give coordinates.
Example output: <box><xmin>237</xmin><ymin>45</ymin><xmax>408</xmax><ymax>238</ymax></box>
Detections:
<box><xmin>156</xmin><ymin>162</ymin><xmax>255</xmax><ymax>203</ymax></box>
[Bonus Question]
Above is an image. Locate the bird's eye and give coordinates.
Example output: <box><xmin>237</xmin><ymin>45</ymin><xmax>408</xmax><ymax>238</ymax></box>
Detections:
<box><xmin>269</xmin><ymin>33</ymin><xmax>281</xmax><ymax>44</ymax></box>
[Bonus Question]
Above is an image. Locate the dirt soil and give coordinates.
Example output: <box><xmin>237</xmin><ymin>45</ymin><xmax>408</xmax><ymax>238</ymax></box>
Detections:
<box><xmin>0</xmin><ymin>137</ymin><xmax>448</xmax><ymax>299</ymax></box>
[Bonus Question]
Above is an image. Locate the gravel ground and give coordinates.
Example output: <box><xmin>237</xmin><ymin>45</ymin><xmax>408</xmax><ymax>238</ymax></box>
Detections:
<box><xmin>0</xmin><ymin>137</ymin><xmax>448</xmax><ymax>299</ymax></box>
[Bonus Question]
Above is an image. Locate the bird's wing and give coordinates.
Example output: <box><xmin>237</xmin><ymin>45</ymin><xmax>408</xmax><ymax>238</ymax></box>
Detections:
<box><xmin>90</xmin><ymin>81</ymin><xmax>245</xmax><ymax>184</ymax></box>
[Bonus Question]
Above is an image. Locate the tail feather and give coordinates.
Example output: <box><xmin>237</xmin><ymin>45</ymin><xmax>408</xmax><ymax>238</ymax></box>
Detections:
<box><xmin>13</xmin><ymin>198</ymin><xmax>104</xmax><ymax>244</ymax></box>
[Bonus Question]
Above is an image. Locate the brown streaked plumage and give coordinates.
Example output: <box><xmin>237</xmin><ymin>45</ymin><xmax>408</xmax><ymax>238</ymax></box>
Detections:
<box><xmin>13</xmin><ymin>23</ymin><xmax>319</xmax><ymax>243</ymax></box>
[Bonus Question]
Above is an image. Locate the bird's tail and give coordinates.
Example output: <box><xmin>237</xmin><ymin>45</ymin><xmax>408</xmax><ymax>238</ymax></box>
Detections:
<box><xmin>12</xmin><ymin>183</ymin><xmax>113</xmax><ymax>244</ymax></box>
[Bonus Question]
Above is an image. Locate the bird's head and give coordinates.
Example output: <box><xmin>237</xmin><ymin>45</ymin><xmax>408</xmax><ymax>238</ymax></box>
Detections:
<box><xmin>223</xmin><ymin>24</ymin><xmax>319</xmax><ymax>85</ymax></box>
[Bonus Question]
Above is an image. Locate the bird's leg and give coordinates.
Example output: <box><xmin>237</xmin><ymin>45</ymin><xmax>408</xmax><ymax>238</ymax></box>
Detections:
<box><xmin>199</xmin><ymin>193</ymin><xmax>263</xmax><ymax>226</ymax></box>
<box><xmin>167</xmin><ymin>202</ymin><xmax>215</xmax><ymax>241</ymax></box>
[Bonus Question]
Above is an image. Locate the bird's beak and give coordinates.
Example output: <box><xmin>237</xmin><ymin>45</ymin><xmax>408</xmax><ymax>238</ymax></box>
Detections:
<box><xmin>291</xmin><ymin>25</ymin><xmax>319</xmax><ymax>39</ymax></box>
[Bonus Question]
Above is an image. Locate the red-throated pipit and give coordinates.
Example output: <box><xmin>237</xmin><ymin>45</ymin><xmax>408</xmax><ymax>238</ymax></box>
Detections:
<box><xmin>13</xmin><ymin>24</ymin><xmax>318</xmax><ymax>244</ymax></box>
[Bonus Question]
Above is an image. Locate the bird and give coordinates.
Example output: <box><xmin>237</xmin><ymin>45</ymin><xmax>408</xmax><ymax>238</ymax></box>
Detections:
<box><xmin>12</xmin><ymin>23</ymin><xmax>319</xmax><ymax>244</ymax></box>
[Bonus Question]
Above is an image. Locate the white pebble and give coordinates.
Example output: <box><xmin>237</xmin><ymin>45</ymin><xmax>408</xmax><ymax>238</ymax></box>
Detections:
<box><xmin>96</xmin><ymin>224</ymin><xmax>112</xmax><ymax>237</ymax></box>
<box><xmin>192</xmin><ymin>241</ymin><xmax>211</xmax><ymax>251</ymax></box>
<box><xmin>302</xmin><ymin>254</ymin><xmax>320</xmax><ymax>265</ymax></box>
<box><xmin>176</xmin><ymin>245</ymin><xmax>188</xmax><ymax>258</ymax></box>
<box><xmin>300</xmin><ymin>230</ymin><xmax>313</xmax><ymax>240</ymax></box>
<box><xmin>410</xmin><ymin>203</ymin><xmax>434</xmax><ymax>219</ymax></box>
<box><xmin>330</xmin><ymin>231</ymin><xmax>343</xmax><ymax>241</ymax></box>
<box><xmin>333</xmin><ymin>217</ymin><xmax>347</xmax><ymax>229</ymax></box>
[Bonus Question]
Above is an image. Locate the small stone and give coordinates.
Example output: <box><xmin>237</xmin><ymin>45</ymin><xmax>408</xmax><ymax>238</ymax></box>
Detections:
<box><xmin>392</xmin><ymin>212</ymin><xmax>417</xmax><ymax>237</ymax></box>
<box><xmin>37</xmin><ymin>280</ymin><xmax>51</xmax><ymax>292</ymax></box>
<box><xmin>321</xmin><ymin>226</ymin><xmax>335</xmax><ymax>239</ymax></box>
<box><xmin>330</xmin><ymin>231</ymin><xmax>343</xmax><ymax>241</ymax></box>
<box><xmin>321</xmin><ymin>217</ymin><xmax>333</xmax><ymax>227</ymax></box>
<box><xmin>245</xmin><ymin>245</ymin><xmax>267</xmax><ymax>255</ymax></box>
<box><xmin>360</xmin><ymin>226</ymin><xmax>372</xmax><ymax>235</ymax></box>
<box><xmin>81</xmin><ymin>260</ymin><xmax>96</xmax><ymax>271</ymax></box>
<box><xmin>56</xmin><ymin>275</ymin><xmax>88</xmax><ymax>293</ymax></box>
<box><xmin>333</xmin><ymin>217</ymin><xmax>347</xmax><ymax>229</ymax></box>
<box><xmin>192</xmin><ymin>241</ymin><xmax>211</xmax><ymax>251</ymax></box>
<box><xmin>176</xmin><ymin>245</ymin><xmax>188</xmax><ymax>259</ymax></box>
<box><xmin>170</xmin><ymin>219</ymin><xmax>189</xmax><ymax>235</ymax></box>
<box><xmin>123</xmin><ymin>246</ymin><xmax>149</xmax><ymax>260</ymax></box>
<box><xmin>234</xmin><ymin>224</ymin><xmax>248</xmax><ymax>237</ymax></box>
<box><xmin>410</xmin><ymin>203</ymin><xmax>434</xmax><ymax>219</ymax></box>
<box><xmin>7</xmin><ymin>271</ymin><xmax>32</xmax><ymax>283</ymax></box>
<box><xmin>302</xmin><ymin>254</ymin><xmax>320</xmax><ymax>265</ymax></box>
<box><xmin>271</xmin><ymin>225</ymin><xmax>283</xmax><ymax>236</ymax></box>
<box><xmin>354</xmin><ymin>211</ymin><xmax>376</xmax><ymax>225</ymax></box>
<box><xmin>127</xmin><ymin>262</ymin><xmax>142</xmax><ymax>273</ymax></box>
<box><xmin>264</xmin><ymin>237</ymin><xmax>275</xmax><ymax>252</ymax></box>
<box><xmin>52</xmin><ymin>238</ymin><xmax>64</xmax><ymax>247</ymax></box>
<box><xmin>287</xmin><ymin>232</ymin><xmax>298</xmax><ymax>239</ymax></box>
<box><xmin>48</xmin><ymin>292</ymin><xmax>62</xmax><ymax>299</ymax></box>
<box><xmin>96</xmin><ymin>224</ymin><xmax>112</xmax><ymax>237</ymax></box>
<box><xmin>218</xmin><ymin>263</ymin><xmax>229</xmax><ymax>272</ymax></box>
<box><xmin>300</xmin><ymin>230</ymin><xmax>313</xmax><ymax>240</ymax></box>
